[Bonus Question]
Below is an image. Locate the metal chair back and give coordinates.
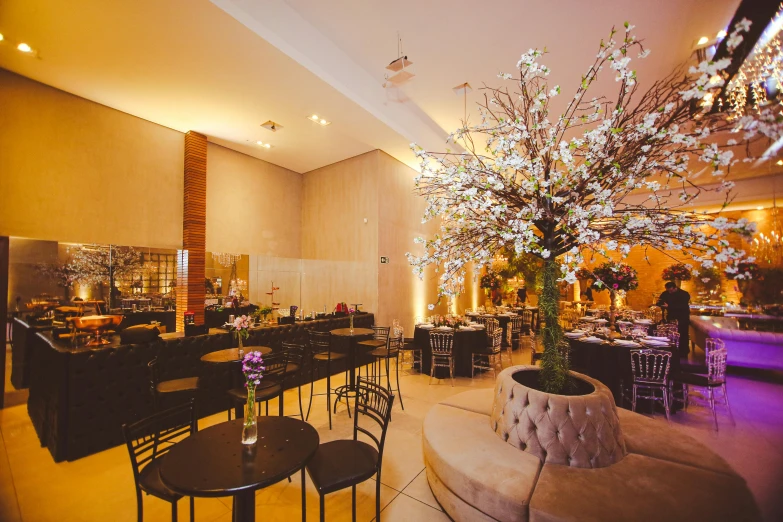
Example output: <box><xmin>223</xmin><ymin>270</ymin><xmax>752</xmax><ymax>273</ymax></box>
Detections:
<box><xmin>353</xmin><ymin>377</ymin><xmax>394</xmax><ymax>467</ymax></box>
<box><xmin>122</xmin><ymin>400</ymin><xmax>197</xmax><ymax>493</ymax></box>
<box><xmin>308</xmin><ymin>330</ymin><xmax>331</xmax><ymax>356</ymax></box>
<box><xmin>707</xmin><ymin>348</ymin><xmax>728</xmax><ymax>384</ymax></box>
<box><xmin>430</xmin><ymin>332</ymin><xmax>454</xmax><ymax>356</ymax></box>
<box><xmin>630</xmin><ymin>349</ymin><xmax>671</xmax><ymax>384</ymax></box>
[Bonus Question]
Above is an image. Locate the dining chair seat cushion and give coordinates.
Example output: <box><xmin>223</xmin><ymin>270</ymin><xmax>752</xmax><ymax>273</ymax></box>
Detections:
<box><xmin>306</xmin><ymin>439</ymin><xmax>379</xmax><ymax>495</ymax></box>
<box><xmin>671</xmin><ymin>371</ymin><xmax>720</xmax><ymax>387</ymax></box>
<box><xmin>156</xmin><ymin>376</ymin><xmax>200</xmax><ymax>395</ymax></box>
<box><xmin>284</xmin><ymin>363</ymin><xmax>300</xmax><ymax>376</ymax></box>
<box><xmin>313</xmin><ymin>352</ymin><xmax>347</xmax><ymax>362</ymax></box>
<box><xmin>357</xmin><ymin>339</ymin><xmax>387</xmax><ymax>348</ymax></box>
<box><xmin>370</xmin><ymin>348</ymin><xmax>399</xmax><ymax>358</ymax></box>
<box><xmin>138</xmin><ymin>457</ymin><xmax>183</xmax><ymax>502</ymax></box>
<box><xmin>227</xmin><ymin>384</ymin><xmax>283</xmax><ymax>403</ymax></box>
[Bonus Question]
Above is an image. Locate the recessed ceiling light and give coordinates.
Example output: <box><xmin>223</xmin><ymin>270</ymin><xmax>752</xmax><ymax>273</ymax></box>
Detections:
<box><xmin>717</xmin><ymin>30</ymin><xmax>727</xmax><ymax>39</ymax></box>
<box><xmin>256</xmin><ymin>141</ymin><xmax>272</xmax><ymax>149</ymax></box>
<box><xmin>697</xmin><ymin>36</ymin><xmax>709</xmax><ymax>45</ymax></box>
<box><xmin>757</xmin><ymin>206</ymin><xmax>764</xmax><ymax>210</ymax></box>
<box><xmin>308</xmin><ymin>114</ymin><xmax>331</xmax><ymax>126</ymax></box>
<box><xmin>777</xmin><ymin>159</ymin><xmax>783</xmax><ymax>165</ymax></box>
<box><xmin>17</xmin><ymin>42</ymin><xmax>32</xmax><ymax>53</ymax></box>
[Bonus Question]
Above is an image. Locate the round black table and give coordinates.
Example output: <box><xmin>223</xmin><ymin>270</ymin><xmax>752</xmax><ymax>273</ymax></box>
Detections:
<box><xmin>160</xmin><ymin>417</ymin><xmax>319</xmax><ymax>522</ymax></box>
<box><xmin>201</xmin><ymin>346</ymin><xmax>273</xmax><ymax>364</ymax></box>
<box><xmin>330</xmin><ymin>328</ymin><xmax>373</xmax><ymax>393</ymax></box>
<box><xmin>415</xmin><ymin>327</ymin><xmax>488</xmax><ymax>377</ymax></box>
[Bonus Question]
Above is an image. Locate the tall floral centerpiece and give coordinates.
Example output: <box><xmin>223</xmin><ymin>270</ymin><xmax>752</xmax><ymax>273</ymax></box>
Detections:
<box><xmin>662</xmin><ymin>264</ymin><xmax>693</xmax><ymax>288</ymax></box>
<box><xmin>590</xmin><ymin>262</ymin><xmax>639</xmax><ymax>325</ymax></box>
<box><xmin>232</xmin><ymin>315</ymin><xmax>251</xmax><ymax>349</ymax></box>
<box><xmin>406</xmin><ymin>19</ymin><xmax>779</xmax><ymax>393</ymax></box>
<box><xmin>348</xmin><ymin>307</ymin><xmax>356</xmax><ymax>333</ymax></box>
<box><xmin>241</xmin><ymin>351</ymin><xmax>265</xmax><ymax>444</ymax></box>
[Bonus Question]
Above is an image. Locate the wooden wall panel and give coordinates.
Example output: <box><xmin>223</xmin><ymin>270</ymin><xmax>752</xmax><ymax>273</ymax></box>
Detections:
<box><xmin>176</xmin><ymin>131</ymin><xmax>207</xmax><ymax>331</ymax></box>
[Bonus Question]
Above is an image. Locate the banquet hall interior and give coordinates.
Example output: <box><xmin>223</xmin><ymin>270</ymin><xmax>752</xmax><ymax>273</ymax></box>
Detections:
<box><xmin>2</xmin><ymin>0</ymin><xmax>783</xmax><ymax>521</ymax></box>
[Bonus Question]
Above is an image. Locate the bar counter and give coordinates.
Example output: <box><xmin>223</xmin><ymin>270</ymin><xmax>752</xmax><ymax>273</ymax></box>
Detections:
<box><xmin>27</xmin><ymin>313</ymin><xmax>374</xmax><ymax>462</ymax></box>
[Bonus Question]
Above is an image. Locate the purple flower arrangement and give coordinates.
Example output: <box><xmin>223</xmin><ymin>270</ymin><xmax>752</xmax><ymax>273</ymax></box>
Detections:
<box><xmin>242</xmin><ymin>351</ymin><xmax>265</xmax><ymax>387</ymax></box>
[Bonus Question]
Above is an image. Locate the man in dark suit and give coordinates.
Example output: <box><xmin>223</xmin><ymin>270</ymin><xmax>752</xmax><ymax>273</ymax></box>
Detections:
<box><xmin>656</xmin><ymin>281</ymin><xmax>691</xmax><ymax>356</ymax></box>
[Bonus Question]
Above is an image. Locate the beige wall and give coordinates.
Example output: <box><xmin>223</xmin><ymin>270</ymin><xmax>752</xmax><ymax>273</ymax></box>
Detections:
<box><xmin>301</xmin><ymin>151</ymin><xmax>380</xmax><ymax>318</ymax></box>
<box><xmin>206</xmin><ymin>143</ymin><xmax>302</xmax><ymax>257</ymax></box>
<box><xmin>0</xmin><ymin>69</ymin><xmax>184</xmax><ymax>249</ymax></box>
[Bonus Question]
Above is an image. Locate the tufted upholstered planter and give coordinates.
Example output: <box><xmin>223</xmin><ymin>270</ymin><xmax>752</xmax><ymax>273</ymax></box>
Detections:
<box><xmin>490</xmin><ymin>365</ymin><xmax>626</xmax><ymax>468</ymax></box>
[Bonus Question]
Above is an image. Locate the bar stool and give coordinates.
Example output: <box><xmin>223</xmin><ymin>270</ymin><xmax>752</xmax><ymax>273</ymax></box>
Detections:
<box><xmin>306</xmin><ymin>331</ymin><xmax>347</xmax><ymax>430</ymax></box>
<box><xmin>368</xmin><ymin>333</ymin><xmax>405</xmax><ymax>411</ymax></box>
<box><xmin>282</xmin><ymin>342</ymin><xmax>306</xmax><ymax>421</ymax></box>
<box><xmin>399</xmin><ymin>337</ymin><xmax>421</xmax><ymax>371</ymax></box>
<box><xmin>148</xmin><ymin>357</ymin><xmax>200</xmax><ymax>412</ymax></box>
<box><xmin>357</xmin><ymin>326</ymin><xmax>390</xmax><ymax>381</ymax></box>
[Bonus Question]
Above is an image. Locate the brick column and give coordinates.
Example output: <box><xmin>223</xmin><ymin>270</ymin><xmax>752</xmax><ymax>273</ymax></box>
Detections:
<box><xmin>176</xmin><ymin>131</ymin><xmax>207</xmax><ymax>331</ymax></box>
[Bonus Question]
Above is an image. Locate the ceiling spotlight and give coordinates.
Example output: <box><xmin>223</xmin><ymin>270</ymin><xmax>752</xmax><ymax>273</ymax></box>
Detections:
<box><xmin>777</xmin><ymin>159</ymin><xmax>783</xmax><ymax>165</ymax></box>
<box><xmin>256</xmin><ymin>140</ymin><xmax>272</xmax><ymax>149</ymax></box>
<box><xmin>264</xmin><ymin>143</ymin><xmax>271</xmax><ymax>149</ymax></box>
<box><xmin>697</xmin><ymin>36</ymin><xmax>709</xmax><ymax>46</ymax></box>
<box><xmin>308</xmin><ymin>114</ymin><xmax>331</xmax><ymax>126</ymax></box>
<box><xmin>757</xmin><ymin>206</ymin><xmax>765</xmax><ymax>210</ymax></box>
<box><xmin>17</xmin><ymin>42</ymin><xmax>32</xmax><ymax>53</ymax></box>
<box><xmin>717</xmin><ymin>30</ymin><xmax>727</xmax><ymax>39</ymax></box>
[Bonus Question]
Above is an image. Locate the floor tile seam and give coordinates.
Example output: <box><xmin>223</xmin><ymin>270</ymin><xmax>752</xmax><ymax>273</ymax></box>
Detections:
<box><xmin>375</xmin><ymin>487</ymin><xmax>402</xmax><ymax>520</ymax></box>
<box><xmin>0</xmin><ymin>428</ymin><xmax>23</xmax><ymax>522</ymax></box>
<box><xmin>397</xmin><ymin>489</ymin><xmax>446</xmax><ymax>512</ymax></box>
<box><xmin>392</xmin><ymin>466</ymin><xmax>426</xmax><ymax>494</ymax></box>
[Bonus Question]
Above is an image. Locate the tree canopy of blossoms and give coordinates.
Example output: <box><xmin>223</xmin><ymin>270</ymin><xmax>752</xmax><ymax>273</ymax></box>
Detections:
<box><xmin>406</xmin><ymin>20</ymin><xmax>783</xmax><ymax>392</ymax></box>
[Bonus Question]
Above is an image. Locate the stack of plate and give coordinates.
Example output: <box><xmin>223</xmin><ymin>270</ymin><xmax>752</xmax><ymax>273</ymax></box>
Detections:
<box><xmin>613</xmin><ymin>339</ymin><xmax>641</xmax><ymax>347</ymax></box>
<box><xmin>581</xmin><ymin>336</ymin><xmax>604</xmax><ymax>344</ymax></box>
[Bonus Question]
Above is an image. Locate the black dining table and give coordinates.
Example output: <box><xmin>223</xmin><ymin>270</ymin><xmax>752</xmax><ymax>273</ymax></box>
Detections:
<box><xmin>415</xmin><ymin>326</ymin><xmax>488</xmax><ymax>377</ymax></box>
<box><xmin>160</xmin><ymin>417</ymin><xmax>319</xmax><ymax>522</ymax></box>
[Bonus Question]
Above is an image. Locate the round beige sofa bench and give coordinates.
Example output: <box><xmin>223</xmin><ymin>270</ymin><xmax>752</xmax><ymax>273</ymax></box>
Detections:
<box><xmin>422</xmin><ymin>367</ymin><xmax>760</xmax><ymax>522</ymax></box>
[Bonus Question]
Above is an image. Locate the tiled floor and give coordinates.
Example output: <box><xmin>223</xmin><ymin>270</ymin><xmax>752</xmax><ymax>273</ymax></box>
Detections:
<box><xmin>2</xmin><ymin>345</ymin><xmax>783</xmax><ymax>521</ymax></box>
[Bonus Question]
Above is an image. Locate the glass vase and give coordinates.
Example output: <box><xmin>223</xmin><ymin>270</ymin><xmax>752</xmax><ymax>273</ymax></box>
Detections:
<box><xmin>349</xmin><ymin>314</ymin><xmax>354</xmax><ymax>333</ymax></box>
<box><xmin>242</xmin><ymin>385</ymin><xmax>257</xmax><ymax>445</ymax></box>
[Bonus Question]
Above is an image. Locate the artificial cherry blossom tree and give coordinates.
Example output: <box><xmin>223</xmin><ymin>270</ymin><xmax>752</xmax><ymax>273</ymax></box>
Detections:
<box><xmin>407</xmin><ymin>20</ymin><xmax>783</xmax><ymax>392</ymax></box>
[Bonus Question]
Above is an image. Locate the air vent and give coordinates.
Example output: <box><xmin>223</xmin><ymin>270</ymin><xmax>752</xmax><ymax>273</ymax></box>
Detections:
<box><xmin>260</xmin><ymin>121</ymin><xmax>283</xmax><ymax>132</ymax></box>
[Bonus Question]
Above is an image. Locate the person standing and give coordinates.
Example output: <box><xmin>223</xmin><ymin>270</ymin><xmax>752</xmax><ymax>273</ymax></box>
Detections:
<box><xmin>517</xmin><ymin>284</ymin><xmax>527</xmax><ymax>305</ymax></box>
<box><xmin>656</xmin><ymin>281</ymin><xmax>691</xmax><ymax>356</ymax></box>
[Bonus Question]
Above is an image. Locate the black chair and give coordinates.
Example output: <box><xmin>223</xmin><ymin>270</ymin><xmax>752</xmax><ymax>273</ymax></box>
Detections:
<box><xmin>399</xmin><ymin>336</ymin><xmax>421</xmax><ymax>371</ymax></box>
<box><xmin>306</xmin><ymin>331</ymin><xmax>348</xmax><ymax>429</ymax></box>
<box><xmin>282</xmin><ymin>341</ymin><xmax>306</xmax><ymax>420</ymax></box>
<box><xmin>227</xmin><ymin>351</ymin><xmax>287</xmax><ymax>418</ymax></box>
<box><xmin>369</xmin><ymin>334</ymin><xmax>405</xmax><ymax>412</ymax></box>
<box><xmin>304</xmin><ymin>377</ymin><xmax>394</xmax><ymax>522</ymax></box>
<box><xmin>122</xmin><ymin>400</ymin><xmax>198</xmax><ymax>522</ymax></box>
<box><xmin>148</xmin><ymin>357</ymin><xmax>200</xmax><ymax>412</ymax></box>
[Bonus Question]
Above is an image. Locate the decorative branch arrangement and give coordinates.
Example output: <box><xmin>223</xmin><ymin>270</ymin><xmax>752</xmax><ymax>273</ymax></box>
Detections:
<box><xmin>406</xmin><ymin>20</ymin><xmax>783</xmax><ymax>392</ymax></box>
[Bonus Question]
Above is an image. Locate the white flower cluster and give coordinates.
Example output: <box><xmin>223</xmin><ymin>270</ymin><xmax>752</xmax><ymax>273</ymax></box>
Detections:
<box><xmin>406</xmin><ymin>21</ymin><xmax>783</xmax><ymax>299</ymax></box>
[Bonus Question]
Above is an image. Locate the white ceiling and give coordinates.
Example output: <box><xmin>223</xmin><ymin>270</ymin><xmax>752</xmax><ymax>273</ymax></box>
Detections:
<box><xmin>1</xmin><ymin>0</ymin><xmax>767</xmax><ymax>180</ymax></box>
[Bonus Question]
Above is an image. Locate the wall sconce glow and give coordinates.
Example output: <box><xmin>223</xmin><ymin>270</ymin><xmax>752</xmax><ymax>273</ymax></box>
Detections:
<box><xmin>757</xmin><ymin>206</ymin><xmax>764</xmax><ymax>210</ymax></box>
<box><xmin>17</xmin><ymin>42</ymin><xmax>33</xmax><ymax>53</ymax></box>
<box><xmin>308</xmin><ymin>114</ymin><xmax>331</xmax><ymax>126</ymax></box>
<box><xmin>0</xmin><ymin>33</ymin><xmax>4</xmax><ymax>42</ymax></box>
<box><xmin>697</xmin><ymin>36</ymin><xmax>709</xmax><ymax>45</ymax></box>
<box><xmin>717</xmin><ymin>30</ymin><xmax>727</xmax><ymax>39</ymax></box>
<box><xmin>256</xmin><ymin>141</ymin><xmax>271</xmax><ymax>149</ymax></box>
<box><xmin>777</xmin><ymin>159</ymin><xmax>783</xmax><ymax>166</ymax></box>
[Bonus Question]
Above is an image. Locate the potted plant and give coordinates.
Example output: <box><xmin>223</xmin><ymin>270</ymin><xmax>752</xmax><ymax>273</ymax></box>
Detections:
<box><xmin>661</xmin><ymin>264</ymin><xmax>692</xmax><ymax>288</ymax></box>
<box><xmin>405</xmin><ymin>19</ymin><xmax>771</xmax><ymax>394</ymax></box>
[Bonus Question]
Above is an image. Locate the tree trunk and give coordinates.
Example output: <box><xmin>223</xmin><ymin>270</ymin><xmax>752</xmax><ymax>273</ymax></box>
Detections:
<box><xmin>538</xmin><ymin>259</ymin><xmax>568</xmax><ymax>393</ymax></box>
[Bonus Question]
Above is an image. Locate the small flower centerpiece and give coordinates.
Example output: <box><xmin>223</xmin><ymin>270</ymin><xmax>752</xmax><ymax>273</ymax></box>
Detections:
<box><xmin>662</xmin><ymin>264</ymin><xmax>692</xmax><ymax>287</ymax></box>
<box><xmin>433</xmin><ymin>315</ymin><xmax>468</xmax><ymax>329</ymax></box>
<box><xmin>348</xmin><ymin>307</ymin><xmax>357</xmax><ymax>333</ymax></box>
<box><xmin>232</xmin><ymin>314</ymin><xmax>251</xmax><ymax>349</ymax></box>
<box><xmin>241</xmin><ymin>351</ymin><xmax>265</xmax><ymax>444</ymax></box>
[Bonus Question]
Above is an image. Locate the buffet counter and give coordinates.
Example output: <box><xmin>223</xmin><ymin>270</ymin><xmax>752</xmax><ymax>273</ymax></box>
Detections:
<box><xmin>27</xmin><ymin>313</ymin><xmax>374</xmax><ymax>462</ymax></box>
